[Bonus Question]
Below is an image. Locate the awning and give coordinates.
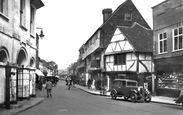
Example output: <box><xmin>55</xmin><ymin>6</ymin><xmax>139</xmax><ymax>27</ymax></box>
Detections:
<box><xmin>36</xmin><ymin>69</ymin><xmax>44</xmax><ymax>76</ymax></box>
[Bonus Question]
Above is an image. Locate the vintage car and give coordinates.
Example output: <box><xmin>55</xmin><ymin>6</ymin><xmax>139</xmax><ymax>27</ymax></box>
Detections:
<box><xmin>110</xmin><ymin>79</ymin><xmax>151</xmax><ymax>103</ymax></box>
<box><xmin>174</xmin><ymin>95</ymin><xmax>183</xmax><ymax>107</ymax></box>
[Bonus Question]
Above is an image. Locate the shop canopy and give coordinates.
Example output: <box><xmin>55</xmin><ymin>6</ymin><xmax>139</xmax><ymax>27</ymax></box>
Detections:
<box><xmin>35</xmin><ymin>69</ymin><xmax>44</xmax><ymax>76</ymax></box>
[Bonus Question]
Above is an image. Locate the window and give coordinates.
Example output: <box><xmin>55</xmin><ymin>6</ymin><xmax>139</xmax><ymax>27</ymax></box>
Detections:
<box><xmin>173</xmin><ymin>27</ymin><xmax>183</xmax><ymax>51</ymax></box>
<box><xmin>124</xmin><ymin>13</ymin><xmax>132</xmax><ymax>21</ymax></box>
<box><xmin>0</xmin><ymin>0</ymin><xmax>8</xmax><ymax>16</ymax></box>
<box><xmin>127</xmin><ymin>81</ymin><xmax>137</xmax><ymax>87</ymax></box>
<box><xmin>114</xmin><ymin>54</ymin><xmax>126</xmax><ymax>65</ymax></box>
<box><xmin>20</xmin><ymin>0</ymin><xmax>26</xmax><ymax>27</ymax></box>
<box><xmin>158</xmin><ymin>32</ymin><xmax>167</xmax><ymax>53</ymax></box>
<box><xmin>30</xmin><ymin>6</ymin><xmax>35</xmax><ymax>34</ymax></box>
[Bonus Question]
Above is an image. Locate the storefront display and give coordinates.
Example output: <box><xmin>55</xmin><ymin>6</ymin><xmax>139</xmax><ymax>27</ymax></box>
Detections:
<box><xmin>18</xmin><ymin>68</ymin><xmax>30</xmax><ymax>99</ymax></box>
<box><xmin>156</xmin><ymin>73</ymin><xmax>183</xmax><ymax>98</ymax></box>
<box><xmin>157</xmin><ymin>73</ymin><xmax>183</xmax><ymax>90</ymax></box>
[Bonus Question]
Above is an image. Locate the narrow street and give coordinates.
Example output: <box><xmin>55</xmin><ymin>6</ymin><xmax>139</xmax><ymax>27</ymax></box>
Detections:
<box><xmin>16</xmin><ymin>81</ymin><xmax>182</xmax><ymax>115</ymax></box>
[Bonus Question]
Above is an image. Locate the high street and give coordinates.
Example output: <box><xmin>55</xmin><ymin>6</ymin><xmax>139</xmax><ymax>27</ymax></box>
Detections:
<box><xmin>16</xmin><ymin>81</ymin><xmax>182</xmax><ymax>115</ymax></box>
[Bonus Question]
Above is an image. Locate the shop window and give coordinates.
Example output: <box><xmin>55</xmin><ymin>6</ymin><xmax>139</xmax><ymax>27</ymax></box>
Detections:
<box><xmin>157</xmin><ymin>73</ymin><xmax>183</xmax><ymax>90</ymax></box>
<box><xmin>158</xmin><ymin>32</ymin><xmax>167</xmax><ymax>54</ymax></box>
<box><xmin>173</xmin><ymin>26</ymin><xmax>183</xmax><ymax>51</ymax></box>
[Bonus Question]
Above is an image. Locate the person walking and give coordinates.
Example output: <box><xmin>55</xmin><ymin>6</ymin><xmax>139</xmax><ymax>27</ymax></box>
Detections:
<box><xmin>46</xmin><ymin>79</ymin><xmax>52</xmax><ymax>97</ymax></box>
<box><xmin>67</xmin><ymin>77</ymin><xmax>71</xmax><ymax>90</ymax></box>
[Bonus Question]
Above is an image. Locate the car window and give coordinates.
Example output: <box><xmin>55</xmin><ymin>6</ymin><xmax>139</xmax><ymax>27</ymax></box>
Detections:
<box><xmin>127</xmin><ymin>81</ymin><xmax>137</xmax><ymax>86</ymax></box>
<box><xmin>114</xmin><ymin>81</ymin><xmax>120</xmax><ymax>86</ymax></box>
<box><xmin>121</xmin><ymin>81</ymin><xmax>126</xmax><ymax>86</ymax></box>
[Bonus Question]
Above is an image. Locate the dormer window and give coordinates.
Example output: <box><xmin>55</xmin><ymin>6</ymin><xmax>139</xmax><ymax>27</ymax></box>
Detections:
<box><xmin>124</xmin><ymin>13</ymin><xmax>132</xmax><ymax>21</ymax></box>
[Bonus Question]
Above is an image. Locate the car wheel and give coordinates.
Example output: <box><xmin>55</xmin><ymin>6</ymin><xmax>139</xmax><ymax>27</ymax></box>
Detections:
<box><xmin>130</xmin><ymin>93</ymin><xmax>137</xmax><ymax>103</ymax></box>
<box><xmin>111</xmin><ymin>92</ymin><xmax>117</xmax><ymax>100</ymax></box>
<box><xmin>124</xmin><ymin>96</ymin><xmax>128</xmax><ymax>101</ymax></box>
<box><xmin>145</xmin><ymin>94</ymin><xmax>151</xmax><ymax>102</ymax></box>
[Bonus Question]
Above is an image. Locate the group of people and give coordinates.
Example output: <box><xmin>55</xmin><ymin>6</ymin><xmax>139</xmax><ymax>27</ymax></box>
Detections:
<box><xmin>87</xmin><ymin>78</ymin><xmax>95</xmax><ymax>90</ymax></box>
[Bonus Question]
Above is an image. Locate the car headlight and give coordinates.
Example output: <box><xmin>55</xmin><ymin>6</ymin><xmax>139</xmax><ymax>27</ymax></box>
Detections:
<box><xmin>138</xmin><ymin>86</ymin><xmax>143</xmax><ymax>91</ymax></box>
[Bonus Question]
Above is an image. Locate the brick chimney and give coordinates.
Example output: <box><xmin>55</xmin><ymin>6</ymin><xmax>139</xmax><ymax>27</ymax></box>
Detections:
<box><xmin>102</xmin><ymin>8</ymin><xmax>112</xmax><ymax>23</ymax></box>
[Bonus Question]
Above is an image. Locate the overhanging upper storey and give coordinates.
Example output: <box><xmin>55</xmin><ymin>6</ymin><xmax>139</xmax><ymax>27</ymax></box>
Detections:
<box><xmin>82</xmin><ymin>29</ymin><xmax>101</xmax><ymax>60</ymax></box>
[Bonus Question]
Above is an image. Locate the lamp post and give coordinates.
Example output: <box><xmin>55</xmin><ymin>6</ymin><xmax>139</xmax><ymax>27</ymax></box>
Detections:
<box><xmin>36</xmin><ymin>27</ymin><xmax>45</xmax><ymax>69</ymax></box>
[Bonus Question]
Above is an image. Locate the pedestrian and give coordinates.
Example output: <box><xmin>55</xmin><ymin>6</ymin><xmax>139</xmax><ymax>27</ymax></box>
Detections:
<box><xmin>67</xmin><ymin>77</ymin><xmax>71</xmax><ymax>90</ymax></box>
<box><xmin>87</xmin><ymin>79</ymin><xmax>92</xmax><ymax>89</ymax></box>
<box><xmin>45</xmin><ymin>78</ymin><xmax>52</xmax><ymax>97</ymax></box>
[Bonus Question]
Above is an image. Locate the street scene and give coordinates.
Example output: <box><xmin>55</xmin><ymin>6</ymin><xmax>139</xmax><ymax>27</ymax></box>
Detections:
<box><xmin>1</xmin><ymin>0</ymin><xmax>183</xmax><ymax>115</ymax></box>
<box><xmin>4</xmin><ymin>81</ymin><xmax>183</xmax><ymax>115</ymax></box>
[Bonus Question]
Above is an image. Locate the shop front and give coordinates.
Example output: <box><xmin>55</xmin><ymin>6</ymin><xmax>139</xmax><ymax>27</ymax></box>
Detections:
<box><xmin>155</xmin><ymin>56</ymin><xmax>183</xmax><ymax>98</ymax></box>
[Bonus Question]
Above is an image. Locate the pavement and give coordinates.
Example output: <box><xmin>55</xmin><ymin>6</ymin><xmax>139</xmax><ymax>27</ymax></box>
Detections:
<box><xmin>0</xmin><ymin>84</ymin><xmax>181</xmax><ymax>115</ymax></box>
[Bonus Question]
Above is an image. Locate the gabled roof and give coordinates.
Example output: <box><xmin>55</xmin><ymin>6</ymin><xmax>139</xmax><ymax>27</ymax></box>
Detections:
<box><xmin>100</xmin><ymin>0</ymin><xmax>151</xmax><ymax>49</ymax></box>
<box><xmin>81</xmin><ymin>0</ymin><xmax>151</xmax><ymax>53</ymax></box>
<box><xmin>118</xmin><ymin>22</ymin><xmax>153</xmax><ymax>52</ymax></box>
<box><xmin>100</xmin><ymin>0</ymin><xmax>150</xmax><ymax>29</ymax></box>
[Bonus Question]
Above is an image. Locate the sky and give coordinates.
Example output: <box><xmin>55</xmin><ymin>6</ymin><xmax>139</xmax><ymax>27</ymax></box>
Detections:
<box><xmin>36</xmin><ymin>0</ymin><xmax>165</xmax><ymax>70</ymax></box>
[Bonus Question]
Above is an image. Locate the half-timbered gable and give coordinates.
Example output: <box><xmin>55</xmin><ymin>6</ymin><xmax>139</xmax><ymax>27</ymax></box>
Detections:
<box><xmin>105</xmin><ymin>22</ymin><xmax>153</xmax><ymax>73</ymax></box>
<box><xmin>104</xmin><ymin>22</ymin><xmax>153</xmax><ymax>87</ymax></box>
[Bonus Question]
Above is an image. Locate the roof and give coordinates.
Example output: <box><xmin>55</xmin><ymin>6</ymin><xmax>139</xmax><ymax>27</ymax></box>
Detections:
<box><xmin>99</xmin><ymin>0</ymin><xmax>151</xmax><ymax>49</ymax></box>
<box><xmin>118</xmin><ymin>22</ymin><xmax>153</xmax><ymax>52</ymax></box>
<box><xmin>80</xmin><ymin>0</ymin><xmax>151</xmax><ymax>54</ymax></box>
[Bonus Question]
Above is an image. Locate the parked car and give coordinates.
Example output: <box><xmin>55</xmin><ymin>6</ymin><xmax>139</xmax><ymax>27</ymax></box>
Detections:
<box><xmin>174</xmin><ymin>94</ymin><xmax>183</xmax><ymax>107</ymax></box>
<box><xmin>110</xmin><ymin>79</ymin><xmax>151</xmax><ymax>103</ymax></box>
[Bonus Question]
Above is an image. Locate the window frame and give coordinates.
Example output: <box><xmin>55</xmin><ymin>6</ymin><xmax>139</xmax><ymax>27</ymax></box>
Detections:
<box><xmin>158</xmin><ymin>32</ymin><xmax>168</xmax><ymax>54</ymax></box>
<box><xmin>20</xmin><ymin>0</ymin><xmax>26</xmax><ymax>29</ymax></box>
<box><xmin>173</xmin><ymin>26</ymin><xmax>183</xmax><ymax>51</ymax></box>
<box><xmin>114</xmin><ymin>54</ymin><xmax>126</xmax><ymax>65</ymax></box>
<box><xmin>124</xmin><ymin>13</ymin><xmax>132</xmax><ymax>21</ymax></box>
<box><xmin>30</xmin><ymin>5</ymin><xmax>35</xmax><ymax>35</ymax></box>
<box><xmin>0</xmin><ymin>0</ymin><xmax>9</xmax><ymax>19</ymax></box>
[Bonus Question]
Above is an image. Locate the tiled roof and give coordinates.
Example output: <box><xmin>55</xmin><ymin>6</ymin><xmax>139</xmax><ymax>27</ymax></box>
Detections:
<box><xmin>100</xmin><ymin>0</ymin><xmax>151</xmax><ymax>49</ymax></box>
<box><xmin>118</xmin><ymin>22</ymin><xmax>153</xmax><ymax>52</ymax></box>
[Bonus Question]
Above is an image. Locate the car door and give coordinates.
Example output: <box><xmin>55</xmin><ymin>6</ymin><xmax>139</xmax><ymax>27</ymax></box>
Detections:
<box><xmin>119</xmin><ymin>81</ymin><xmax>126</xmax><ymax>96</ymax></box>
<box><xmin>115</xmin><ymin>81</ymin><xmax>122</xmax><ymax>95</ymax></box>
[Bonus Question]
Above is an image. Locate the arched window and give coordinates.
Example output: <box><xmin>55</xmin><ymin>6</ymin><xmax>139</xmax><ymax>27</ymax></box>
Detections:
<box><xmin>0</xmin><ymin>47</ymin><xmax>9</xmax><ymax>63</ymax></box>
<box><xmin>17</xmin><ymin>49</ymin><xmax>27</xmax><ymax>66</ymax></box>
<box><xmin>30</xmin><ymin>58</ymin><xmax>35</xmax><ymax>67</ymax></box>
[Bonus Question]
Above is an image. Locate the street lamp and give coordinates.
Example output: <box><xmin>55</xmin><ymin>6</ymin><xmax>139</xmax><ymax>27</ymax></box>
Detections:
<box><xmin>36</xmin><ymin>27</ymin><xmax>45</xmax><ymax>69</ymax></box>
<box><xmin>39</xmin><ymin>29</ymin><xmax>45</xmax><ymax>39</ymax></box>
<box><xmin>36</xmin><ymin>27</ymin><xmax>45</xmax><ymax>39</ymax></box>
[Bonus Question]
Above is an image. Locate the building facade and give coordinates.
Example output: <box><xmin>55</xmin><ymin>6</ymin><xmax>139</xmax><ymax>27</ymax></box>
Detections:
<box><xmin>152</xmin><ymin>0</ymin><xmax>183</xmax><ymax>98</ymax></box>
<box><xmin>0</xmin><ymin>0</ymin><xmax>44</xmax><ymax>107</ymax></box>
<box><xmin>77</xmin><ymin>0</ymin><xmax>152</xmax><ymax>90</ymax></box>
<box><xmin>104</xmin><ymin>23</ymin><xmax>153</xmax><ymax>91</ymax></box>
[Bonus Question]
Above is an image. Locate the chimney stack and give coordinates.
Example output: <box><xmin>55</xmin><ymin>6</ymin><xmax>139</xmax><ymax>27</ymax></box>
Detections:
<box><xmin>102</xmin><ymin>8</ymin><xmax>112</xmax><ymax>23</ymax></box>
